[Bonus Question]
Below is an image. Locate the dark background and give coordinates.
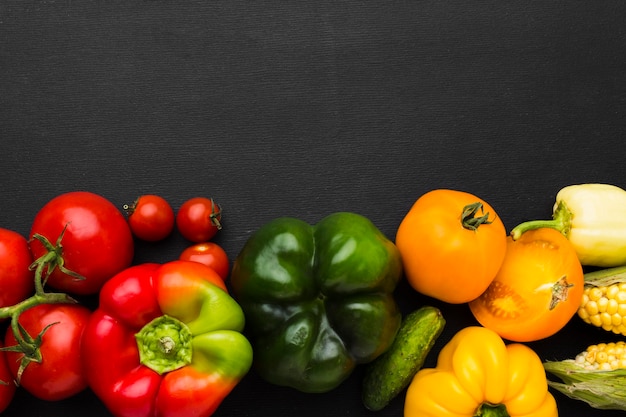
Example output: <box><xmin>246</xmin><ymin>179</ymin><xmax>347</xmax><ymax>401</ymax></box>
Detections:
<box><xmin>2</xmin><ymin>1</ymin><xmax>626</xmax><ymax>416</ymax></box>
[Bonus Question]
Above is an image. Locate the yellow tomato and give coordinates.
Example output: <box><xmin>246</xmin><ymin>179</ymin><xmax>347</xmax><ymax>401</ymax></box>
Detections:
<box><xmin>395</xmin><ymin>189</ymin><xmax>507</xmax><ymax>304</ymax></box>
<box><xmin>469</xmin><ymin>227</ymin><xmax>584</xmax><ymax>342</ymax></box>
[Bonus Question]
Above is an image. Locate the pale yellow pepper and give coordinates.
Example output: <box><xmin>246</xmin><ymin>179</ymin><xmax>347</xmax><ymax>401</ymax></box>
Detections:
<box><xmin>404</xmin><ymin>326</ymin><xmax>557</xmax><ymax>417</ymax></box>
<box><xmin>511</xmin><ymin>183</ymin><xmax>626</xmax><ymax>267</ymax></box>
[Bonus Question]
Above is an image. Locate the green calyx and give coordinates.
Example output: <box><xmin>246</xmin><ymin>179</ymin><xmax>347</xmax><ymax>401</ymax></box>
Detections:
<box><xmin>510</xmin><ymin>200</ymin><xmax>572</xmax><ymax>240</ymax></box>
<box><xmin>461</xmin><ymin>202</ymin><xmax>493</xmax><ymax>231</ymax></box>
<box><xmin>475</xmin><ymin>403</ymin><xmax>510</xmax><ymax>417</ymax></box>
<box><xmin>136</xmin><ymin>315</ymin><xmax>193</xmax><ymax>374</ymax></box>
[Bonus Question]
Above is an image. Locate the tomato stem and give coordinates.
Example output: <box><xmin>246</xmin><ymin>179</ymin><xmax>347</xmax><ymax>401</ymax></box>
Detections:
<box><xmin>510</xmin><ymin>200</ymin><xmax>572</xmax><ymax>240</ymax></box>
<box><xmin>461</xmin><ymin>202</ymin><xmax>493</xmax><ymax>231</ymax></box>
<box><xmin>210</xmin><ymin>199</ymin><xmax>222</xmax><ymax>230</ymax></box>
<box><xmin>0</xmin><ymin>226</ymin><xmax>79</xmax><ymax>385</ymax></box>
<box><xmin>30</xmin><ymin>227</ymin><xmax>85</xmax><ymax>293</ymax></box>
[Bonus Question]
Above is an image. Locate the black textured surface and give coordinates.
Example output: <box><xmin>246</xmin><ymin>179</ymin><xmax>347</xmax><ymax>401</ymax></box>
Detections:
<box><xmin>2</xmin><ymin>2</ymin><xmax>626</xmax><ymax>416</ymax></box>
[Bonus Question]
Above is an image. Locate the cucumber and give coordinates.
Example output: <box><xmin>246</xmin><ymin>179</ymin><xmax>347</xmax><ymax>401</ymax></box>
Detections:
<box><xmin>361</xmin><ymin>305</ymin><xmax>445</xmax><ymax>411</ymax></box>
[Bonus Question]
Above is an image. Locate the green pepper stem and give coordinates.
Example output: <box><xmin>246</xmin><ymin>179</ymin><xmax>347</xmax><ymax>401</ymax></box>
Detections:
<box><xmin>475</xmin><ymin>403</ymin><xmax>510</xmax><ymax>417</ymax></box>
<box><xmin>510</xmin><ymin>200</ymin><xmax>572</xmax><ymax>240</ymax></box>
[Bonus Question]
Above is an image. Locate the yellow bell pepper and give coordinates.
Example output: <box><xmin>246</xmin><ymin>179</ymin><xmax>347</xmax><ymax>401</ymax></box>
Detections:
<box><xmin>510</xmin><ymin>183</ymin><xmax>626</xmax><ymax>267</ymax></box>
<box><xmin>404</xmin><ymin>326</ymin><xmax>558</xmax><ymax>417</ymax></box>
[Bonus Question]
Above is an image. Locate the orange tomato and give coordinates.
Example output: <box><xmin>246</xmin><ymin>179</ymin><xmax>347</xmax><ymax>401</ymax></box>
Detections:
<box><xmin>395</xmin><ymin>189</ymin><xmax>507</xmax><ymax>304</ymax></box>
<box><xmin>469</xmin><ymin>227</ymin><xmax>584</xmax><ymax>342</ymax></box>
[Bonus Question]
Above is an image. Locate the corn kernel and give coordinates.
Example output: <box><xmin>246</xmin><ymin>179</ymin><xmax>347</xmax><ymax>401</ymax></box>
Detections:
<box><xmin>588</xmin><ymin>287</ymin><xmax>604</xmax><ymax>302</ymax></box>
<box><xmin>598</xmin><ymin>297</ymin><xmax>609</xmax><ymax>313</ymax></box>
<box><xmin>607</xmin><ymin>285</ymin><xmax>620</xmax><ymax>299</ymax></box>
<box><xmin>575</xmin><ymin>341</ymin><xmax>626</xmax><ymax>370</ymax></box>
<box><xmin>589</xmin><ymin>314</ymin><xmax>603</xmax><ymax>327</ymax></box>
<box><xmin>608</xmin><ymin>299</ymin><xmax>619</xmax><ymax>315</ymax></box>
<box><xmin>585</xmin><ymin>300</ymin><xmax>599</xmax><ymax>316</ymax></box>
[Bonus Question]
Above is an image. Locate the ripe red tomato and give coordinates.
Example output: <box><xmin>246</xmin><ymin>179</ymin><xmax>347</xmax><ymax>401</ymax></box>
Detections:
<box><xmin>4</xmin><ymin>303</ymin><xmax>91</xmax><ymax>401</ymax></box>
<box><xmin>179</xmin><ymin>242</ymin><xmax>230</xmax><ymax>280</ymax></box>
<box><xmin>176</xmin><ymin>197</ymin><xmax>222</xmax><ymax>243</ymax></box>
<box><xmin>125</xmin><ymin>194</ymin><xmax>175</xmax><ymax>242</ymax></box>
<box><xmin>0</xmin><ymin>343</ymin><xmax>16</xmax><ymax>413</ymax></box>
<box><xmin>0</xmin><ymin>228</ymin><xmax>34</xmax><ymax>309</ymax></box>
<box><xmin>29</xmin><ymin>191</ymin><xmax>134</xmax><ymax>295</ymax></box>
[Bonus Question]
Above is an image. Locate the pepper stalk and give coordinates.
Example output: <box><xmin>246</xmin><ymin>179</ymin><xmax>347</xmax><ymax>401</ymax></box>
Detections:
<box><xmin>510</xmin><ymin>183</ymin><xmax>626</xmax><ymax>267</ymax></box>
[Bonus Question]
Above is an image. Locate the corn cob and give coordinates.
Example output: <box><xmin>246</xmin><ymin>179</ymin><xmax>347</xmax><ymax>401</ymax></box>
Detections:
<box><xmin>574</xmin><ymin>341</ymin><xmax>626</xmax><ymax>370</ymax></box>
<box><xmin>544</xmin><ymin>342</ymin><xmax>626</xmax><ymax>410</ymax></box>
<box><xmin>578</xmin><ymin>265</ymin><xmax>626</xmax><ymax>335</ymax></box>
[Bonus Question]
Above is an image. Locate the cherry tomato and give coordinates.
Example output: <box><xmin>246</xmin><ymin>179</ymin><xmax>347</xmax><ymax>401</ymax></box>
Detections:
<box><xmin>0</xmin><ymin>343</ymin><xmax>16</xmax><ymax>413</ymax></box>
<box><xmin>0</xmin><ymin>228</ymin><xmax>34</xmax><ymax>309</ymax></box>
<box><xmin>4</xmin><ymin>303</ymin><xmax>91</xmax><ymax>401</ymax></box>
<box><xmin>29</xmin><ymin>191</ymin><xmax>134</xmax><ymax>295</ymax></box>
<box><xmin>469</xmin><ymin>228</ymin><xmax>584</xmax><ymax>342</ymax></box>
<box><xmin>176</xmin><ymin>197</ymin><xmax>222</xmax><ymax>243</ymax></box>
<box><xmin>125</xmin><ymin>194</ymin><xmax>175</xmax><ymax>242</ymax></box>
<box><xmin>179</xmin><ymin>242</ymin><xmax>229</xmax><ymax>280</ymax></box>
<box><xmin>395</xmin><ymin>189</ymin><xmax>507</xmax><ymax>304</ymax></box>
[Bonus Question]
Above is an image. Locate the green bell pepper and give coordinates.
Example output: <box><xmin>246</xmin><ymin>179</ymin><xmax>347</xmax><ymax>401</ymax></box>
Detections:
<box><xmin>230</xmin><ymin>212</ymin><xmax>403</xmax><ymax>393</ymax></box>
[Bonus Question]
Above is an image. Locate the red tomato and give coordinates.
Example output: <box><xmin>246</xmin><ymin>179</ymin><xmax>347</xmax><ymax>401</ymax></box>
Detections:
<box><xmin>125</xmin><ymin>195</ymin><xmax>175</xmax><ymax>242</ymax></box>
<box><xmin>0</xmin><ymin>228</ymin><xmax>34</xmax><ymax>309</ymax></box>
<box><xmin>29</xmin><ymin>191</ymin><xmax>134</xmax><ymax>295</ymax></box>
<box><xmin>176</xmin><ymin>197</ymin><xmax>222</xmax><ymax>242</ymax></box>
<box><xmin>179</xmin><ymin>242</ymin><xmax>230</xmax><ymax>280</ymax></box>
<box><xmin>0</xmin><ymin>343</ymin><xmax>16</xmax><ymax>413</ymax></box>
<box><xmin>4</xmin><ymin>303</ymin><xmax>91</xmax><ymax>401</ymax></box>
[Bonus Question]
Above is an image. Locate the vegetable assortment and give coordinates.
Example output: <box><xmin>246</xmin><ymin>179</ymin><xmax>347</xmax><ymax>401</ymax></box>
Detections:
<box><xmin>1</xmin><ymin>183</ymin><xmax>626</xmax><ymax>415</ymax></box>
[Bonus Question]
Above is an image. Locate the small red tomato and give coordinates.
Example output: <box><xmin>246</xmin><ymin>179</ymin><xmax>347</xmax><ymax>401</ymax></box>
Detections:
<box><xmin>179</xmin><ymin>242</ymin><xmax>229</xmax><ymax>280</ymax></box>
<box><xmin>0</xmin><ymin>228</ymin><xmax>34</xmax><ymax>309</ymax></box>
<box><xmin>125</xmin><ymin>195</ymin><xmax>175</xmax><ymax>242</ymax></box>
<box><xmin>176</xmin><ymin>197</ymin><xmax>222</xmax><ymax>243</ymax></box>
<box><xmin>4</xmin><ymin>303</ymin><xmax>91</xmax><ymax>401</ymax></box>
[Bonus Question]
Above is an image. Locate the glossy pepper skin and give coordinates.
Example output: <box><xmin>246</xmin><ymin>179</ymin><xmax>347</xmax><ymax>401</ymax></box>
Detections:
<box><xmin>511</xmin><ymin>183</ymin><xmax>626</xmax><ymax>267</ymax></box>
<box><xmin>405</xmin><ymin>326</ymin><xmax>558</xmax><ymax>417</ymax></box>
<box><xmin>81</xmin><ymin>260</ymin><xmax>253</xmax><ymax>417</ymax></box>
<box><xmin>231</xmin><ymin>212</ymin><xmax>402</xmax><ymax>393</ymax></box>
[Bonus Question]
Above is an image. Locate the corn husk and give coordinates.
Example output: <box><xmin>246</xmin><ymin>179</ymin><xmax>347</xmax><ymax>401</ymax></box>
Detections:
<box><xmin>583</xmin><ymin>265</ymin><xmax>626</xmax><ymax>287</ymax></box>
<box><xmin>544</xmin><ymin>359</ymin><xmax>626</xmax><ymax>410</ymax></box>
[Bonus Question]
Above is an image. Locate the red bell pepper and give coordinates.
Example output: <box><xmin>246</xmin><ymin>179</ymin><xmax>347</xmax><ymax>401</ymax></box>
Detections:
<box><xmin>81</xmin><ymin>260</ymin><xmax>253</xmax><ymax>417</ymax></box>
